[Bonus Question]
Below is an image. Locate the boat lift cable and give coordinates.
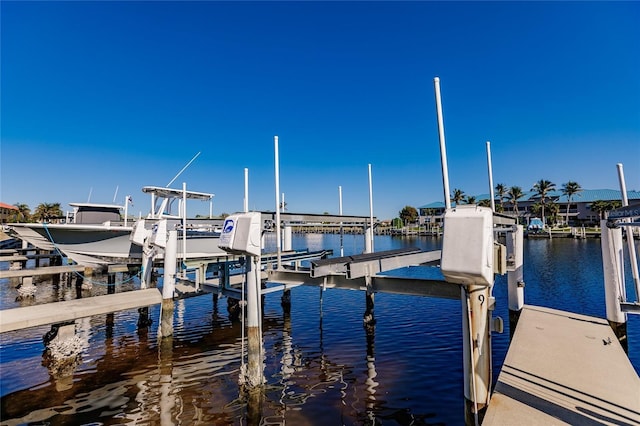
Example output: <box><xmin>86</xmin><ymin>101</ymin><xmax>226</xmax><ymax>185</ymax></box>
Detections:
<box><xmin>42</xmin><ymin>223</ymin><xmax>139</xmax><ymax>287</ymax></box>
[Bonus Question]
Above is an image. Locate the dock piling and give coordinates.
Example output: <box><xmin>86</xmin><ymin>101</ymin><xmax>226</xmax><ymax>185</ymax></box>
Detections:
<box><xmin>244</xmin><ymin>255</ymin><xmax>264</xmax><ymax>387</ymax></box>
<box><xmin>506</xmin><ymin>225</ymin><xmax>524</xmax><ymax>337</ymax></box>
<box><xmin>601</xmin><ymin>220</ymin><xmax>628</xmax><ymax>351</ymax></box>
<box><xmin>160</xmin><ymin>230</ymin><xmax>178</xmax><ymax>338</ymax></box>
<box><xmin>461</xmin><ymin>284</ymin><xmax>491</xmax><ymax>425</ymax></box>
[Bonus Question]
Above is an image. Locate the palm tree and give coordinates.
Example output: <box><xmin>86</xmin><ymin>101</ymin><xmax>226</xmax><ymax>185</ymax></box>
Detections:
<box><xmin>561</xmin><ymin>181</ymin><xmax>582</xmax><ymax>226</ymax></box>
<box><xmin>507</xmin><ymin>186</ymin><xmax>524</xmax><ymax>223</ymax></box>
<box><xmin>466</xmin><ymin>195</ymin><xmax>477</xmax><ymax>205</ymax></box>
<box><xmin>451</xmin><ymin>188</ymin><xmax>465</xmax><ymax>206</ymax></box>
<box><xmin>547</xmin><ymin>202</ymin><xmax>560</xmax><ymax>227</ymax></box>
<box><xmin>478</xmin><ymin>199</ymin><xmax>492</xmax><ymax>208</ymax></box>
<box><xmin>12</xmin><ymin>203</ymin><xmax>31</xmax><ymax>222</ymax></box>
<box><xmin>495</xmin><ymin>183</ymin><xmax>507</xmax><ymax>212</ymax></box>
<box><xmin>32</xmin><ymin>202</ymin><xmax>63</xmax><ymax>223</ymax></box>
<box><xmin>531</xmin><ymin>179</ymin><xmax>556</xmax><ymax>228</ymax></box>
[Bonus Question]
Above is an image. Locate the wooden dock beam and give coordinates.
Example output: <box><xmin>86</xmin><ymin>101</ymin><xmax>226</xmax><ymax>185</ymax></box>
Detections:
<box><xmin>0</xmin><ymin>288</ymin><xmax>162</xmax><ymax>333</ymax></box>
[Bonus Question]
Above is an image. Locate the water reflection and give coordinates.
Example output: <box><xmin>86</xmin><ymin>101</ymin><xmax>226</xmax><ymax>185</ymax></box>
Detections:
<box><xmin>1</xmin><ymin>235</ymin><xmax>638</xmax><ymax>425</ymax></box>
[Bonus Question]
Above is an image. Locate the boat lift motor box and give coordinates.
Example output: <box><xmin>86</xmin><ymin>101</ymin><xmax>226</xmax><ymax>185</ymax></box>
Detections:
<box><xmin>441</xmin><ymin>205</ymin><xmax>494</xmax><ymax>286</ymax></box>
<box><xmin>218</xmin><ymin>212</ymin><xmax>262</xmax><ymax>256</ymax></box>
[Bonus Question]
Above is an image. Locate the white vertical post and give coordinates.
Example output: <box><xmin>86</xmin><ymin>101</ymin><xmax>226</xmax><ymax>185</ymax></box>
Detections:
<box><xmin>434</xmin><ymin>77</ymin><xmax>451</xmax><ymax>211</ymax></box>
<box><xmin>506</xmin><ymin>225</ymin><xmax>524</xmax><ymax>336</ymax></box>
<box><xmin>617</xmin><ymin>163</ymin><xmax>640</xmax><ymax>299</ymax></box>
<box><xmin>150</xmin><ymin>192</ymin><xmax>156</xmax><ymax>219</ymax></box>
<box><xmin>601</xmin><ymin>220</ymin><xmax>627</xmax><ymax>348</ymax></box>
<box><xmin>244</xmin><ymin>168</ymin><xmax>249</xmax><ymax>213</ymax></box>
<box><xmin>339</xmin><ymin>185</ymin><xmax>344</xmax><ymax>257</ymax></box>
<box><xmin>182</xmin><ymin>182</ymin><xmax>187</xmax><ymax>261</ymax></box>
<box><xmin>486</xmin><ymin>141</ymin><xmax>495</xmax><ymax>212</ymax></box>
<box><xmin>209</xmin><ymin>200</ymin><xmax>213</xmax><ymax>219</ymax></box>
<box><xmin>163</xmin><ymin>230</ymin><xmax>177</xmax><ymax>300</ymax></box>
<box><xmin>368</xmin><ymin>163</ymin><xmax>375</xmax><ymax>253</ymax></box>
<box><xmin>161</xmin><ymin>230</ymin><xmax>177</xmax><ymax>339</ymax></box>
<box><xmin>124</xmin><ymin>196</ymin><xmax>129</xmax><ymax>226</ymax></box>
<box><xmin>283</xmin><ymin>226</ymin><xmax>292</xmax><ymax>251</ymax></box>
<box><xmin>274</xmin><ymin>136</ymin><xmax>282</xmax><ymax>269</ymax></box>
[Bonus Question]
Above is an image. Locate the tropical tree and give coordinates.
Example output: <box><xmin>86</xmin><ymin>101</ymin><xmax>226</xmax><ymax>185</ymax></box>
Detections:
<box><xmin>590</xmin><ymin>200</ymin><xmax>622</xmax><ymax>220</ymax></box>
<box><xmin>478</xmin><ymin>199</ymin><xmax>492</xmax><ymax>208</ymax></box>
<box><xmin>399</xmin><ymin>205</ymin><xmax>418</xmax><ymax>225</ymax></box>
<box><xmin>466</xmin><ymin>195</ymin><xmax>477</xmax><ymax>205</ymax></box>
<box><xmin>530</xmin><ymin>202</ymin><xmax>542</xmax><ymax>218</ymax></box>
<box><xmin>547</xmin><ymin>202</ymin><xmax>560</xmax><ymax>227</ymax></box>
<box><xmin>32</xmin><ymin>202</ymin><xmax>63</xmax><ymax>223</ymax></box>
<box><xmin>451</xmin><ymin>188</ymin><xmax>466</xmax><ymax>206</ymax></box>
<box><xmin>495</xmin><ymin>183</ymin><xmax>507</xmax><ymax>212</ymax></box>
<box><xmin>531</xmin><ymin>179</ymin><xmax>556</xmax><ymax>228</ymax></box>
<box><xmin>507</xmin><ymin>186</ymin><xmax>524</xmax><ymax>223</ymax></box>
<box><xmin>561</xmin><ymin>181</ymin><xmax>582</xmax><ymax>226</ymax></box>
<box><xmin>12</xmin><ymin>203</ymin><xmax>31</xmax><ymax>222</ymax></box>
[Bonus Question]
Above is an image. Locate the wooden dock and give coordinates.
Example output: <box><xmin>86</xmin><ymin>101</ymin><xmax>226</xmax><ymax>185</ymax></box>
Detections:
<box><xmin>483</xmin><ymin>305</ymin><xmax>640</xmax><ymax>425</ymax></box>
<box><xmin>0</xmin><ymin>288</ymin><xmax>162</xmax><ymax>333</ymax></box>
<box><xmin>0</xmin><ymin>264</ymin><xmax>86</xmax><ymax>279</ymax></box>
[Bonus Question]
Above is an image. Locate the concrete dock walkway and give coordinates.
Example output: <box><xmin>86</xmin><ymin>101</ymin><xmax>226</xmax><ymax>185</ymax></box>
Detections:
<box><xmin>484</xmin><ymin>305</ymin><xmax>640</xmax><ymax>425</ymax></box>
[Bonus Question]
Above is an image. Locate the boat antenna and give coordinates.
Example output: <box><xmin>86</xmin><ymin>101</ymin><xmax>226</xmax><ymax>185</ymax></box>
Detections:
<box><xmin>113</xmin><ymin>185</ymin><xmax>119</xmax><ymax>203</ymax></box>
<box><xmin>166</xmin><ymin>151</ymin><xmax>201</xmax><ymax>187</ymax></box>
<box><xmin>87</xmin><ymin>187</ymin><xmax>93</xmax><ymax>203</ymax></box>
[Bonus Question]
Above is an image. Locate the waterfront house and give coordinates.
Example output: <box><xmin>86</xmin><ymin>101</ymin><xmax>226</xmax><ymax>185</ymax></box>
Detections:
<box><xmin>0</xmin><ymin>202</ymin><xmax>18</xmax><ymax>224</ymax></box>
<box><xmin>418</xmin><ymin>189</ymin><xmax>640</xmax><ymax>227</ymax></box>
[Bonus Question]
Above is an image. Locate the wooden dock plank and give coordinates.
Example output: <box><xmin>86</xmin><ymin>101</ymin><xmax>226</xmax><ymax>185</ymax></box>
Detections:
<box><xmin>0</xmin><ymin>288</ymin><xmax>162</xmax><ymax>333</ymax></box>
<box><xmin>484</xmin><ymin>305</ymin><xmax>640</xmax><ymax>425</ymax></box>
<box><xmin>0</xmin><ymin>265</ymin><xmax>85</xmax><ymax>279</ymax></box>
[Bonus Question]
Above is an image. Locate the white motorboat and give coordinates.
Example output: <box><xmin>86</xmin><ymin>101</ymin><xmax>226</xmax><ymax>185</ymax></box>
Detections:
<box><xmin>6</xmin><ymin>186</ymin><xmax>226</xmax><ymax>268</ymax></box>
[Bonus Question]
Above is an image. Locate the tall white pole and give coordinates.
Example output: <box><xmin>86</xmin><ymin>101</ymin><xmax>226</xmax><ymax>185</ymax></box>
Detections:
<box><xmin>434</xmin><ymin>77</ymin><xmax>451</xmax><ymax>210</ymax></box>
<box><xmin>182</xmin><ymin>182</ymin><xmax>187</xmax><ymax>260</ymax></box>
<box><xmin>339</xmin><ymin>185</ymin><xmax>344</xmax><ymax>257</ymax></box>
<box><xmin>486</xmin><ymin>141</ymin><xmax>495</xmax><ymax>212</ymax></box>
<box><xmin>274</xmin><ymin>136</ymin><xmax>282</xmax><ymax>269</ymax></box>
<box><xmin>368</xmin><ymin>163</ymin><xmax>375</xmax><ymax>253</ymax></box>
<box><xmin>617</xmin><ymin>163</ymin><xmax>640</xmax><ymax>299</ymax></box>
<box><xmin>244</xmin><ymin>168</ymin><xmax>249</xmax><ymax>213</ymax></box>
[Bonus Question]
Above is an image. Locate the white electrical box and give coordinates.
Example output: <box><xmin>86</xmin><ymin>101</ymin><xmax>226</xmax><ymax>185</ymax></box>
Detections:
<box><xmin>441</xmin><ymin>205</ymin><xmax>494</xmax><ymax>286</ymax></box>
<box><xmin>218</xmin><ymin>212</ymin><xmax>262</xmax><ymax>256</ymax></box>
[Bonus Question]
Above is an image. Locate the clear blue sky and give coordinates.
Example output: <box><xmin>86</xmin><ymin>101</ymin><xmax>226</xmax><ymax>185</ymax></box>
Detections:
<box><xmin>2</xmin><ymin>1</ymin><xmax>639</xmax><ymax>220</ymax></box>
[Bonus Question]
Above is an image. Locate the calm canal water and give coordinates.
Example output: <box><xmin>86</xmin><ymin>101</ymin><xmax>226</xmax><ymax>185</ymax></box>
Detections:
<box><xmin>1</xmin><ymin>234</ymin><xmax>638</xmax><ymax>425</ymax></box>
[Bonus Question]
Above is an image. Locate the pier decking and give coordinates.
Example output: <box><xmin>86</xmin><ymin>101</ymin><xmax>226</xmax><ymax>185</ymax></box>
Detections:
<box><xmin>0</xmin><ymin>264</ymin><xmax>85</xmax><ymax>279</ymax></box>
<box><xmin>483</xmin><ymin>305</ymin><xmax>640</xmax><ymax>425</ymax></box>
<box><xmin>0</xmin><ymin>288</ymin><xmax>162</xmax><ymax>333</ymax></box>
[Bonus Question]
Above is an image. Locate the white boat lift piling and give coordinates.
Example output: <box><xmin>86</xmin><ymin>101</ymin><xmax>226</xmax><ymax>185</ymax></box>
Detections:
<box><xmin>600</xmin><ymin>164</ymin><xmax>640</xmax><ymax>350</ymax></box>
<box><xmin>485</xmin><ymin>140</ymin><xmax>525</xmax><ymax>335</ymax></box>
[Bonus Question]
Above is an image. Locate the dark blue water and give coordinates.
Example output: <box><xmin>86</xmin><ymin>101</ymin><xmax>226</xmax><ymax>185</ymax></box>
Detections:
<box><xmin>0</xmin><ymin>234</ymin><xmax>638</xmax><ymax>425</ymax></box>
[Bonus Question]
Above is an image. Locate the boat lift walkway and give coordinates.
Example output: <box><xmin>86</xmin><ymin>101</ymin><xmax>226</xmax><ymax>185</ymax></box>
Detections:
<box><xmin>483</xmin><ymin>305</ymin><xmax>640</xmax><ymax>425</ymax></box>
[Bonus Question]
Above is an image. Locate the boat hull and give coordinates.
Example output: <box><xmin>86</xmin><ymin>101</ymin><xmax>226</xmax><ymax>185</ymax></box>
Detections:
<box><xmin>7</xmin><ymin>223</ymin><xmax>226</xmax><ymax>268</ymax></box>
